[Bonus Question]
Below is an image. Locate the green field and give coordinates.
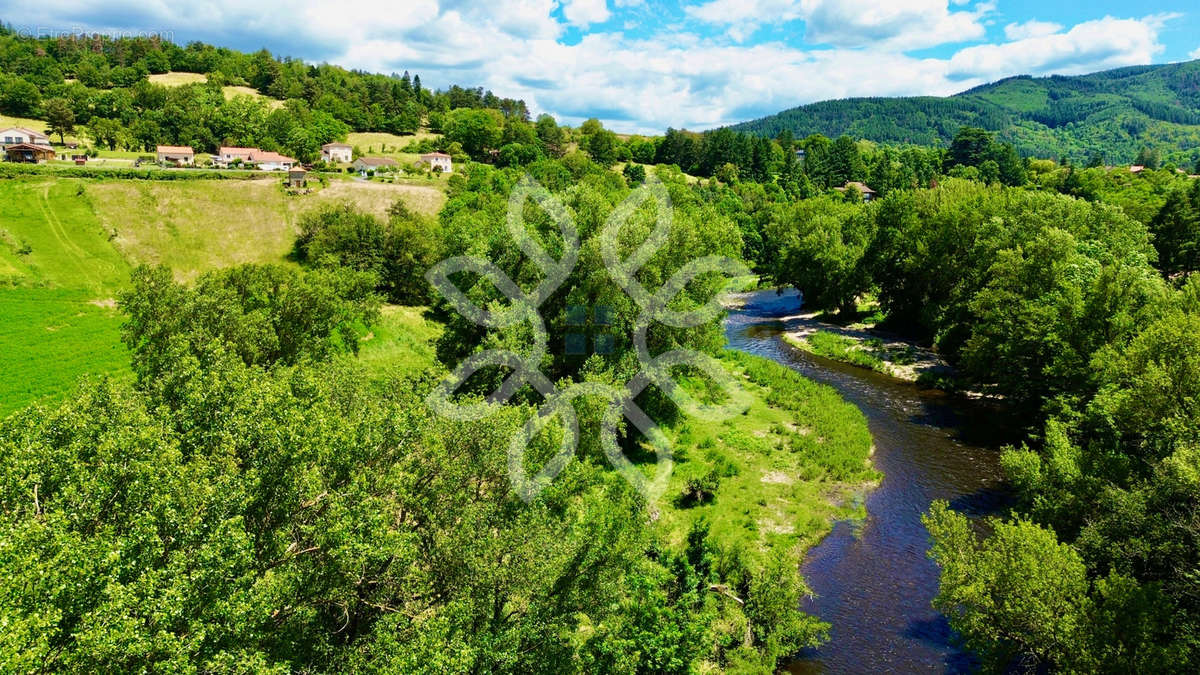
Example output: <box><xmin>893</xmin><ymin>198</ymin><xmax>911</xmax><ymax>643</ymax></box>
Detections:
<box><xmin>355</xmin><ymin>305</ymin><xmax>442</xmax><ymax>374</ymax></box>
<box><xmin>0</xmin><ymin>288</ymin><xmax>129</xmax><ymax>418</ymax></box>
<box><xmin>0</xmin><ymin>174</ymin><xmax>447</xmax><ymax>415</ymax></box>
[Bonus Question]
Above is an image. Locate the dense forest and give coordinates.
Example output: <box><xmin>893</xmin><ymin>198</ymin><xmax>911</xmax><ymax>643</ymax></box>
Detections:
<box><xmin>733</xmin><ymin>60</ymin><xmax>1200</xmax><ymax>165</ymax></box>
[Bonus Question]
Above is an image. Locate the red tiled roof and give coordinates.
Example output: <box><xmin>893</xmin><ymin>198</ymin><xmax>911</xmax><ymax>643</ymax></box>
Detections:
<box><xmin>355</xmin><ymin>156</ymin><xmax>398</xmax><ymax>166</ymax></box>
<box><xmin>156</xmin><ymin>145</ymin><xmax>194</xmax><ymax>154</ymax></box>
<box><xmin>5</xmin><ymin>143</ymin><xmax>53</xmax><ymax>152</ymax></box>
<box><xmin>322</xmin><ymin>142</ymin><xmax>351</xmax><ymax>149</ymax></box>
<box><xmin>421</xmin><ymin>152</ymin><xmax>451</xmax><ymax>158</ymax></box>
<box><xmin>255</xmin><ymin>151</ymin><xmax>296</xmax><ymax>163</ymax></box>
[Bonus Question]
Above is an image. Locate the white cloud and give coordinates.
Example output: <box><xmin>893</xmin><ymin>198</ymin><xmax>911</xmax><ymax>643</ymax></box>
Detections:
<box><xmin>1190</xmin><ymin>46</ymin><xmax>1200</xmax><ymax>60</ymax></box>
<box><xmin>563</xmin><ymin>0</ymin><xmax>610</xmax><ymax>28</ymax></box>
<box><xmin>1003</xmin><ymin>20</ymin><xmax>1062</xmax><ymax>41</ymax></box>
<box><xmin>948</xmin><ymin>15</ymin><xmax>1168</xmax><ymax>80</ymax></box>
<box><xmin>0</xmin><ymin>2</ymin><xmax>1178</xmax><ymax>135</ymax></box>
<box><xmin>686</xmin><ymin>0</ymin><xmax>990</xmax><ymax>49</ymax></box>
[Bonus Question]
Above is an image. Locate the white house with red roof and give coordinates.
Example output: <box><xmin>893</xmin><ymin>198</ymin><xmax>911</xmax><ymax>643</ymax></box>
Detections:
<box><xmin>321</xmin><ymin>142</ymin><xmax>352</xmax><ymax>163</ymax></box>
<box><xmin>156</xmin><ymin>145</ymin><xmax>195</xmax><ymax>166</ymax></box>
<box><xmin>212</xmin><ymin>146</ymin><xmax>296</xmax><ymax>170</ymax></box>
<box><xmin>419</xmin><ymin>151</ymin><xmax>453</xmax><ymax>173</ymax></box>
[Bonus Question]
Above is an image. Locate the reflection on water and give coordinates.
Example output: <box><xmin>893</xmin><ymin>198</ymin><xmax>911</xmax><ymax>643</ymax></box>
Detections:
<box><xmin>724</xmin><ymin>289</ymin><xmax>1015</xmax><ymax>674</ymax></box>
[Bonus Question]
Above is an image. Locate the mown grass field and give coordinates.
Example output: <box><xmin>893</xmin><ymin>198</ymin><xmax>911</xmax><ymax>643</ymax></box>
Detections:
<box><xmin>0</xmin><ymin>288</ymin><xmax>129</xmax><ymax>418</ymax></box>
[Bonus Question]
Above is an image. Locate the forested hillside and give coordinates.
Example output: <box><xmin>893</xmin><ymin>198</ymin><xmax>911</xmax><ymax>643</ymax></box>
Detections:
<box><xmin>733</xmin><ymin>60</ymin><xmax>1200</xmax><ymax>165</ymax></box>
<box><xmin>0</xmin><ymin>24</ymin><xmax>525</xmax><ymax>160</ymax></box>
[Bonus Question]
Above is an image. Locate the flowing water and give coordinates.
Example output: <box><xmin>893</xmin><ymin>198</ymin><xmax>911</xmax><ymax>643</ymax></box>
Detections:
<box><xmin>723</xmin><ymin>289</ymin><xmax>1016</xmax><ymax>673</ymax></box>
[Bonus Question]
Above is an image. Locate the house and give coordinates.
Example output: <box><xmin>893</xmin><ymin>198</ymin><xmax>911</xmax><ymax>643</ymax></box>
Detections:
<box><xmin>836</xmin><ymin>181</ymin><xmax>878</xmax><ymax>202</ymax></box>
<box><xmin>419</xmin><ymin>151</ymin><xmax>453</xmax><ymax>173</ymax></box>
<box><xmin>214</xmin><ymin>146</ymin><xmax>258</xmax><ymax>168</ymax></box>
<box><xmin>72</xmin><ymin>154</ymin><xmax>87</xmax><ymax>165</ymax></box>
<box><xmin>156</xmin><ymin>145</ymin><xmax>195</xmax><ymax>166</ymax></box>
<box><xmin>212</xmin><ymin>146</ymin><xmax>296</xmax><ymax>170</ymax></box>
<box><xmin>321</xmin><ymin>142</ymin><xmax>352</xmax><ymax>163</ymax></box>
<box><xmin>1129</xmin><ymin>165</ymin><xmax>1146</xmax><ymax>174</ymax></box>
<box><xmin>352</xmin><ymin>157</ymin><xmax>397</xmax><ymax>176</ymax></box>
<box><xmin>0</xmin><ymin>127</ymin><xmax>51</xmax><ymax>149</ymax></box>
<box><xmin>4</xmin><ymin>143</ymin><xmax>55</xmax><ymax>163</ymax></box>
<box><xmin>287</xmin><ymin>168</ymin><xmax>308</xmax><ymax>187</ymax></box>
<box><xmin>255</xmin><ymin>151</ymin><xmax>297</xmax><ymax>171</ymax></box>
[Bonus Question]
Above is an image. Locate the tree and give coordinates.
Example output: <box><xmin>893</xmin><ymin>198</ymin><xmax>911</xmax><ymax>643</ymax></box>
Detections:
<box><xmin>924</xmin><ymin>501</ymin><xmax>1093</xmax><ymax>672</ymax></box>
<box><xmin>43</xmin><ymin>98</ymin><xmax>75</xmax><ymax>144</ymax></box>
<box><xmin>1134</xmin><ymin>147</ymin><xmax>1161</xmax><ymax>170</ymax></box>
<box><xmin>443</xmin><ymin>108</ymin><xmax>502</xmax><ymax>158</ymax></box>
<box><xmin>535</xmin><ymin>114</ymin><xmax>566</xmax><ymax>157</ymax></box>
<box><xmin>949</xmin><ymin>126</ymin><xmax>995</xmax><ymax>168</ymax></box>
<box><xmin>828</xmin><ymin>135</ymin><xmax>864</xmax><ymax>186</ymax></box>
<box><xmin>585</xmin><ymin>129</ymin><xmax>619</xmax><ymax>166</ymax></box>
<box><xmin>622</xmin><ymin>162</ymin><xmax>646</xmax><ymax>186</ymax></box>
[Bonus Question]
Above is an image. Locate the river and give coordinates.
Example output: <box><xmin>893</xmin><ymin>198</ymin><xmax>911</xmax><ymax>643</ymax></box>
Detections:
<box><xmin>724</xmin><ymin>289</ymin><xmax>1016</xmax><ymax>673</ymax></box>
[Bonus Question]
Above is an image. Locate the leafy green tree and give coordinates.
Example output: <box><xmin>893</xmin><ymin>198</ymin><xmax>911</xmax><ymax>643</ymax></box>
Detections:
<box><xmin>585</xmin><ymin>129</ymin><xmax>619</xmax><ymax>166</ymax></box>
<box><xmin>1148</xmin><ymin>181</ymin><xmax>1200</xmax><ymax>276</ymax></box>
<box><xmin>924</xmin><ymin>501</ymin><xmax>1093</xmax><ymax>671</ymax></box>
<box><xmin>949</xmin><ymin>126</ymin><xmax>995</xmax><ymax>168</ymax></box>
<box><xmin>119</xmin><ymin>264</ymin><xmax>380</xmax><ymax>388</ymax></box>
<box><xmin>828</xmin><ymin>135</ymin><xmax>865</xmax><ymax>186</ymax></box>
<box><xmin>442</xmin><ymin>108</ymin><xmax>503</xmax><ymax>158</ymax></box>
<box><xmin>43</xmin><ymin>98</ymin><xmax>75</xmax><ymax>144</ymax></box>
<box><xmin>764</xmin><ymin>196</ymin><xmax>872</xmax><ymax>316</ymax></box>
<box><xmin>622</xmin><ymin>162</ymin><xmax>646</xmax><ymax>186</ymax></box>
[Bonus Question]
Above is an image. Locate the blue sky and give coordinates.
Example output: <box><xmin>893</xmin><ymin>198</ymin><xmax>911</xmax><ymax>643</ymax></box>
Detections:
<box><xmin>5</xmin><ymin>1</ymin><xmax>1200</xmax><ymax>133</ymax></box>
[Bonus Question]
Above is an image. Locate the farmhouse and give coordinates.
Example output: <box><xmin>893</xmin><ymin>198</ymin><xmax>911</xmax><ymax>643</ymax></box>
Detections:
<box><xmin>419</xmin><ymin>151</ymin><xmax>453</xmax><ymax>173</ymax></box>
<box><xmin>156</xmin><ymin>145</ymin><xmax>195</xmax><ymax>166</ymax></box>
<box><xmin>352</xmin><ymin>156</ymin><xmax>397</xmax><ymax>176</ymax></box>
<box><xmin>4</xmin><ymin>143</ymin><xmax>55</xmax><ymax>163</ymax></box>
<box><xmin>255</xmin><ymin>151</ymin><xmax>297</xmax><ymax>171</ymax></box>
<box><xmin>214</xmin><ymin>146</ymin><xmax>258</xmax><ymax>168</ymax></box>
<box><xmin>321</xmin><ymin>142</ymin><xmax>352</xmax><ymax>163</ymax></box>
<box><xmin>836</xmin><ymin>181</ymin><xmax>878</xmax><ymax>201</ymax></box>
<box><xmin>0</xmin><ymin>127</ymin><xmax>51</xmax><ymax>149</ymax></box>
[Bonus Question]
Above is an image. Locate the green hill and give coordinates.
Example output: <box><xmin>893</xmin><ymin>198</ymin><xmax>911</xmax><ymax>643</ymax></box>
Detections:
<box><xmin>732</xmin><ymin>60</ymin><xmax>1200</xmax><ymax>164</ymax></box>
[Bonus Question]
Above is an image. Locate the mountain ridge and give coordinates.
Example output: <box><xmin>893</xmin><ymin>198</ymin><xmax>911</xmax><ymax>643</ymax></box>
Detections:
<box><xmin>732</xmin><ymin>59</ymin><xmax>1200</xmax><ymax>164</ymax></box>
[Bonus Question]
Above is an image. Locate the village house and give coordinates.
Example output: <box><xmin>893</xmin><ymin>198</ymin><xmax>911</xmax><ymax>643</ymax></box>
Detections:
<box><xmin>419</xmin><ymin>151</ymin><xmax>453</xmax><ymax>173</ymax></box>
<box><xmin>213</xmin><ymin>146</ymin><xmax>258</xmax><ymax>168</ymax></box>
<box><xmin>287</xmin><ymin>168</ymin><xmax>308</xmax><ymax>188</ymax></box>
<box><xmin>156</xmin><ymin>145</ymin><xmax>195</xmax><ymax>166</ymax></box>
<box><xmin>321</xmin><ymin>142</ymin><xmax>352</xmax><ymax>163</ymax></box>
<box><xmin>255</xmin><ymin>151</ymin><xmax>297</xmax><ymax>171</ymax></box>
<box><xmin>836</xmin><ymin>181</ymin><xmax>878</xmax><ymax>202</ymax></box>
<box><xmin>211</xmin><ymin>146</ymin><xmax>297</xmax><ymax>170</ymax></box>
<box><xmin>4</xmin><ymin>143</ymin><xmax>55</xmax><ymax>163</ymax></box>
<box><xmin>352</xmin><ymin>156</ymin><xmax>397</xmax><ymax>176</ymax></box>
<box><xmin>0</xmin><ymin>127</ymin><xmax>52</xmax><ymax>149</ymax></box>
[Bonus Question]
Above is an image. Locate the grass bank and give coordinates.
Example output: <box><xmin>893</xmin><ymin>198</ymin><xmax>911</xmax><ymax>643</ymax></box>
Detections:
<box><xmin>655</xmin><ymin>350</ymin><xmax>878</xmax><ymax>566</ymax></box>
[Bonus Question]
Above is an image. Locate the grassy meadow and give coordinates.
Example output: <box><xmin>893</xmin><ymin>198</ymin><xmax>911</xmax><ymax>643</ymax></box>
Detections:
<box><xmin>655</xmin><ymin>350</ymin><xmax>876</xmax><ymax>559</ymax></box>
<box><xmin>0</xmin><ymin>174</ymin><xmax>446</xmax><ymax>415</ymax></box>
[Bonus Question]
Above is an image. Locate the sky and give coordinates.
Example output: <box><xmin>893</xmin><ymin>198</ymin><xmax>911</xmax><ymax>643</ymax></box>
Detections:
<box><xmin>5</xmin><ymin>1</ymin><xmax>1200</xmax><ymax>133</ymax></box>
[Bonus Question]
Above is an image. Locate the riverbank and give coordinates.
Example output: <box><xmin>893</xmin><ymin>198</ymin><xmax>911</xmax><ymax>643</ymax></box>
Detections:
<box><xmin>723</xmin><ymin>289</ymin><xmax>1012</xmax><ymax>672</ymax></box>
